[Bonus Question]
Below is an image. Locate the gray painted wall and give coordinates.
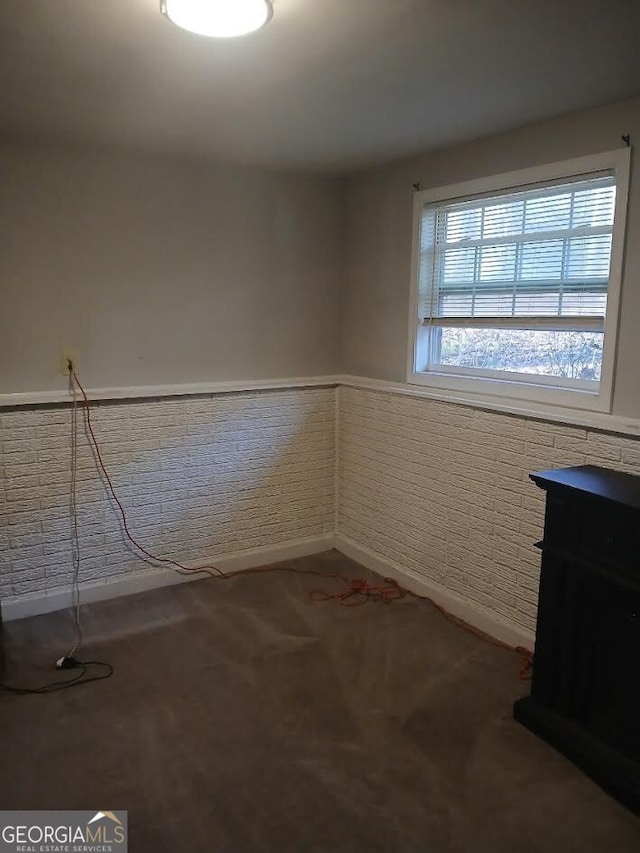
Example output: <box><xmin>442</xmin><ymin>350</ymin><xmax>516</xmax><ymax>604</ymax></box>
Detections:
<box><xmin>3</xmin><ymin>97</ymin><xmax>640</xmax><ymax>410</ymax></box>
<box><xmin>0</xmin><ymin>143</ymin><xmax>345</xmax><ymax>394</ymax></box>
<box><xmin>342</xmin><ymin>97</ymin><xmax>640</xmax><ymax>419</ymax></box>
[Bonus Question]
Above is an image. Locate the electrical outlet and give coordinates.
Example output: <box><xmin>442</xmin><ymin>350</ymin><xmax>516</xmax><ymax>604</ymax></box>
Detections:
<box><xmin>60</xmin><ymin>349</ymin><xmax>79</xmax><ymax>375</ymax></box>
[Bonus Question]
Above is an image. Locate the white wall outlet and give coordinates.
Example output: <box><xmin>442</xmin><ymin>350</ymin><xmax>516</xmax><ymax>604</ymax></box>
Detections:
<box><xmin>60</xmin><ymin>349</ymin><xmax>79</xmax><ymax>375</ymax></box>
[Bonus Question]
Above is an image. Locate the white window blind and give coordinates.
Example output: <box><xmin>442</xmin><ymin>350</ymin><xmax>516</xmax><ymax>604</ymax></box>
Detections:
<box><xmin>418</xmin><ymin>174</ymin><xmax>617</xmax><ymax>332</ymax></box>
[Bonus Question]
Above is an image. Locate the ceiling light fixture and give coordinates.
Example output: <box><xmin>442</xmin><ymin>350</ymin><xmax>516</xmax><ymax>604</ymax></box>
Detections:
<box><xmin>161</xmin><ymin>0</ymin><xmax>273</xmax><ymax>38</ymax></box>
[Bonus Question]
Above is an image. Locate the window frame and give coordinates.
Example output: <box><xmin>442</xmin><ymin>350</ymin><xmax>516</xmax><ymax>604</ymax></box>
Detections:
<box><xmin>407</xmin><ymin>149</ymin><xmax>631</xmax><ymax>414</ymax></box>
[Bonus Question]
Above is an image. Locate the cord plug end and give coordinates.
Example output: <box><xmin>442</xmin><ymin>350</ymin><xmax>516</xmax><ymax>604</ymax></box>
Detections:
<box><xmin>56</xmin><ymin>656</ymin><xmax>82</xmax><ymax>670</ymax></box>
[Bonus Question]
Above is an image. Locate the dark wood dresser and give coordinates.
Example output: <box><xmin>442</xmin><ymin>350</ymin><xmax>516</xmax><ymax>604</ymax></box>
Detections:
<box><xmin>514</xmin><ymin>465</ymin><xmax>640</xmax><ymax>813</ymax></box>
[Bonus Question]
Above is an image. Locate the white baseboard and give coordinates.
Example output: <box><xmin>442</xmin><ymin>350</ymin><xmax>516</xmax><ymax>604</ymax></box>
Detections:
<box><xmin>1</xmin><ymin>534</ymin><xmax>335</xmax><ymax>622</ymax></box>
<box><xmin>334</xmin><ymin>533</ymin><xmax>535</xmax><ymax>651</ymax></box>
<box><xmin>3</xmin><ymin>531</ymin><xmax>536</xmax><ymax>653</ymax></box>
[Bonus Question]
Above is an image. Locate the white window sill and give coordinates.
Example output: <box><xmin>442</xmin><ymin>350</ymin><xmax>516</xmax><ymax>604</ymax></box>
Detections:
<box><xmin>340</xmin><ymin>374</ymin><xmax>640</xmax><ymax>439</ymax></box>
<box><xmin>408</xmin><ymin>368</ymin><xmax>610</xmax><ymax>414</ymax></box>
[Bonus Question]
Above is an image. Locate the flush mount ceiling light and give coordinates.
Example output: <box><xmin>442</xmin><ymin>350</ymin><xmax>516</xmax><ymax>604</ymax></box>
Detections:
<box><xmin>161</xmin><ymin>0</ymin><xmax>273</xmax><ymax>38</ymax></box>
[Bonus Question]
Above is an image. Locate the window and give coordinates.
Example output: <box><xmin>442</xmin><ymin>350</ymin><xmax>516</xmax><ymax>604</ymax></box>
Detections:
<box><xmin>409</xmin><ymin>150</ymin><xmax>630</xmax><ymax>413</ymax></box>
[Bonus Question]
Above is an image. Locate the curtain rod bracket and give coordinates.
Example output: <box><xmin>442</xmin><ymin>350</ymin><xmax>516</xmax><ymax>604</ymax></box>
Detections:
<box><xmin>621</xmin><ymin>134</ymin><xmax>631</xmax><ymax>148</ymax></box>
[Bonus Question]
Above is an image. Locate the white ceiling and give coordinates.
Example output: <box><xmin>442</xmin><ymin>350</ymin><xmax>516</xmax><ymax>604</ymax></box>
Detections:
<box><xmin>1</xmin><ymin>0</ymin><xmax>639</xmax><ymax>172</ymax></box>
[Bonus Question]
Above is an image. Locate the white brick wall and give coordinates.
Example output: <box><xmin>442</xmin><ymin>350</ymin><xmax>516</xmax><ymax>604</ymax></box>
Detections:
<box><xmin>0</xmin><ymin>388</ymin><xmax>335</xmax><ymax>600</ymax></box>
<box><xmin>337</xmin><ymin>386</ymin><xmax>640</xmax><ymax>636</ymax></box>
<box><xmin>4</xmin><ymin>379</ymin><xmax>640</xmax><ymax>636</ymax></box>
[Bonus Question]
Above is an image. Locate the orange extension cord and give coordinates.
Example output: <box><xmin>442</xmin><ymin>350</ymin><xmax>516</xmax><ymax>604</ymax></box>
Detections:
<box><xmin>72</xmin><ymin>371</ymin><xmax>533</xmax><ymax>680</ymax></box>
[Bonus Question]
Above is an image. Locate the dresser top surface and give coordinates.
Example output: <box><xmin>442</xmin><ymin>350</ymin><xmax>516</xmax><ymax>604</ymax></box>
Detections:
<box><xmin>530</xmin><ymin>465</ymin><xmax>640</xmax><ymax>510</ymax></box>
